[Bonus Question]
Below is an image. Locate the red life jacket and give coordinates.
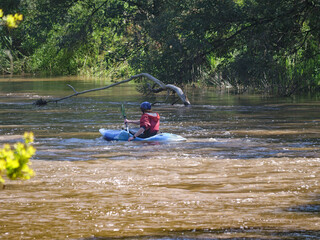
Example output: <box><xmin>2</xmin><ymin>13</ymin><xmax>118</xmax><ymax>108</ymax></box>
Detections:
<box><xmin>140</xmin><ymin>112</ymin><xmax>160</xmax><ymax>133</ymax></box>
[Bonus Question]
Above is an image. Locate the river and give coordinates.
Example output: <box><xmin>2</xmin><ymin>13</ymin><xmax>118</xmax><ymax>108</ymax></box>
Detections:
<box><xmin>0</xmin><ymin>76</ymin><xmax>319</xmax><ymax>239</ymax></box>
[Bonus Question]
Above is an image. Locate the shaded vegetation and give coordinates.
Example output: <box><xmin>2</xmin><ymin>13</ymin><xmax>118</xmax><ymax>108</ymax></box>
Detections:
<box><xmin>0</xmin><ymin>0</ymin><xmax>319</xmax><ymax>96</ymax></box>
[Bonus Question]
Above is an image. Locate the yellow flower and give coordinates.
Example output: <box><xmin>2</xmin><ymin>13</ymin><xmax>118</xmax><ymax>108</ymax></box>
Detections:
<box><xmin>18</xmin><ymin>14</ymin><xmax>23</xmax><ymax>21</ymax></box>
<box><xmin>0</xmin><ymin>10</ymin><xmax>23</xmax><ymax>28</ymax></box>
<box><xmin>6</xmin><ymin>14</ymin><xmax>18</xmax><ymax>28</ymax></box>
<box><xmin>14</xmin><ymin>13</ymin><xmax>23</xmax><ymax>21</ymax></box>
<box><xmin>24</xmin><ymin>132</ymin><xmax>34</xmax><ymax>144</ymax></box>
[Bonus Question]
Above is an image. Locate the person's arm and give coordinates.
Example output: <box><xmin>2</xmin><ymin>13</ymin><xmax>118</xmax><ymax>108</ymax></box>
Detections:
<box><xmin>128</xmin><ymin>127</ymin><xmax>145</xmax><ymax>141</ymax></box>
<box><xmin>124</xmin><ymin>119</ymin><xmax>140</xmax><ymax>125</ymax></box>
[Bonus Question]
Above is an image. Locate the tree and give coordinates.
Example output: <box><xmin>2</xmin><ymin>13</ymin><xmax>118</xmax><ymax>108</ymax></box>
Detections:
<box><xmin>128</xmin><ymin>0</ymin><xmax>319</xmax><ymax>95</ymax></box>
<box><xmin>128</xmin><ymin>0</ymin><xmax>242</xmax><ymax>85</ymax></box>
<box><xmin>18</xmin><ymin>0</ymin><xmax>137</xmax><ymax>76</ymax></box>
<box><xmin>1</xmin><ymin>0</ymin><xmax>319</xmax><ymax>96</ymax></box>
<box><xmin>219</xmin><ymin>0</ymin><xmax>320</xmax><ymax>95</ymax></box>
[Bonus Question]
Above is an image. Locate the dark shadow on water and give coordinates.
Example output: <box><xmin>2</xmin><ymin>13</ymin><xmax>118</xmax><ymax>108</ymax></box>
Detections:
<box><xmin>287</xmin><ymin>204</ymin><xmax>320</xmax><ymax>214</ymax></box>
<box><xmin>286</xmin><ymin>194</ymin><xmax>320</xmax><ymax>216</ymax></box>
<box><xmin>78</xmin><ymin>227</ymin><xmax>320</xmax><ymax>240</ymax></box>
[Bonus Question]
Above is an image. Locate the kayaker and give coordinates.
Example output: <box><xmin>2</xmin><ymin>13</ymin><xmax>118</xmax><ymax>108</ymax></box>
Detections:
<box><xmin>125</xmin><ymin>101</ymin><xmax>160</xmax><ymax>141</ymax></box>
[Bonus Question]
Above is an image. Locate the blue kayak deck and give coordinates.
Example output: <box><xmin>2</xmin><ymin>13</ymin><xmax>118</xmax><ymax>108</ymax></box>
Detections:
<box><xmin>99</xmin><ymin>129</ymin><xmax>186</xmax><ymax>142</ymax></box>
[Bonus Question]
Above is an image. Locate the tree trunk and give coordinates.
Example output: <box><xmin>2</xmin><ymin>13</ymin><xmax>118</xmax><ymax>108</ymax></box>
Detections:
<box><xmin>34</xmin><ymin>73</ymin><xmax>191</xmax><ymax>106</ymax></box>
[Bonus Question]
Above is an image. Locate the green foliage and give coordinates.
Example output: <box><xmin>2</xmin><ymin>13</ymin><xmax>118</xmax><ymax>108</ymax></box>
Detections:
<box><xmin>0</xmin><ymin>132</ymin><xmax>36</xmax><ymax>185</ymax></box>
<box><xmin>1</xmin><ymin>0</ymin><xmax>320</xmax><ymax>95</ymax></box>
<box><xmin>207</xmin><ymin>0</ymin><xmax>320</xmax><ymax>95</ymax></box>
<box><xmin>0</xmin><ymin>6</ymin><xmax>24</xmax><ymax>74</ymax></box>
<box><xmin>129</xmin><ymin>0</ymin><xmax>242</xmax><ymax>85</ymax></box>
<box><xmin>14</xmin><ymin>0</ymin><xmax>137</xmax><ymax>76</ymax></box>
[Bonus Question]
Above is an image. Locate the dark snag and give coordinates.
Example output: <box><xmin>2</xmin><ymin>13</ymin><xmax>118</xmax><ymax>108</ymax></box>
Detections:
<box><xmin>33</xmin><ymin>98</ymin><xmax>48</xmax><ymax>106</ymax></box>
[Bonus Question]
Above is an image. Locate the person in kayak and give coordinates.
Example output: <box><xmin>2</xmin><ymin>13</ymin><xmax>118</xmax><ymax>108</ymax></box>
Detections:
<box><xmin>125</xmin><ymin>101</ymin><xmax>160</xmax><ymax>141</ymax></box>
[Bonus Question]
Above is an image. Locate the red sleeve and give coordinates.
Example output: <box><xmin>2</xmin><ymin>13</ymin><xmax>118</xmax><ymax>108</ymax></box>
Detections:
<box><xmin>140</xmin><ymin>114</ymin><xmax>151</xmax><ymax>130</ymax></box>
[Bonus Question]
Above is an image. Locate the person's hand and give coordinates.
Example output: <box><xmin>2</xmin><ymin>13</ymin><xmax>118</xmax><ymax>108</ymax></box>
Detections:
<box><xmin>124</xmin><ymin>119</ymin><xmax>129</xmax><ymax>124</ymax></box>
<box><xmin>128</xmin><ymin>136</ymin><xmax>134</xmax><ymax>142</ymax></box>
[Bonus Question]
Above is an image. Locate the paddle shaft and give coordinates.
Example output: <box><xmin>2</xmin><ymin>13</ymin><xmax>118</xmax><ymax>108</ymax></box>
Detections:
<box><xmin>121</xmin><ymin>104</ymin><xmax>129</xmax><ymax>132</ymax></box>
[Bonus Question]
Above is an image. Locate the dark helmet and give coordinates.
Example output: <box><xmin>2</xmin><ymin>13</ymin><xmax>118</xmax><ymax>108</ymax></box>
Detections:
<box><xmin>140</xmin><ymin>101</ymin><xmax>151</xmax><ymax>111</ymax></box>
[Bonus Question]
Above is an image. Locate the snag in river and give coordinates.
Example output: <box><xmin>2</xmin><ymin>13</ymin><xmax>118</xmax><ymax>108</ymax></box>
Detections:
<box><xmin>33</xmin><ymin>73</ymin><xmax>191</xmax><ymax>106</ymax></box>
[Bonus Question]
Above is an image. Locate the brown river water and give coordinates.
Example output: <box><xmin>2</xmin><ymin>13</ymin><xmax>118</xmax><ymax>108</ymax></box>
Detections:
<box><xmin>0</xmin><ymin>76</ymin><xmax>319</xmax><ymax>239</ymax></box>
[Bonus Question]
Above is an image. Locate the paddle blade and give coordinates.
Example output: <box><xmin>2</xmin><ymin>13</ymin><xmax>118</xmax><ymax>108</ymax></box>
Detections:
<box><xmin>121</xmin><ymin>104</ymin><xmax>126</xmax><ymax>119</ymax></box>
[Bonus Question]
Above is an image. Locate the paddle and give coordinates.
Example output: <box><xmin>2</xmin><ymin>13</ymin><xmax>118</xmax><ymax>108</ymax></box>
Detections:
<box><xmin>121</xmin><ymin>103</ymin><xmax>129</xmax><ymax>133</ymax></box>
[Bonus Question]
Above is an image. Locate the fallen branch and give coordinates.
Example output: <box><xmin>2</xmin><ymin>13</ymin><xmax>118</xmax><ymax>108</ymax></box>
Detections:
<box><xmin>67</xmin><ymin>84</ymin><xmax>78</xmax><ymax>93</ymax></box>
<box><xmin>33</xmin><ymin>73</ymin><xmax>191</xmax><ymax>106</ymax></box>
